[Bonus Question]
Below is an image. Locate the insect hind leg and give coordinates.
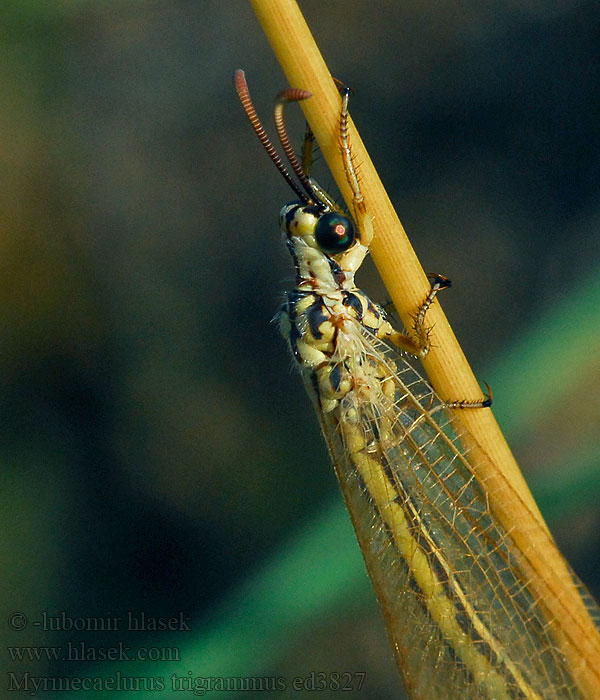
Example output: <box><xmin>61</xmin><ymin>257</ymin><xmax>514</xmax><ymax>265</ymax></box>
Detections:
<box><xmin>446</xmin><ymin>382</ymin><xmax>493</xmax><ymax>409</ymax></box>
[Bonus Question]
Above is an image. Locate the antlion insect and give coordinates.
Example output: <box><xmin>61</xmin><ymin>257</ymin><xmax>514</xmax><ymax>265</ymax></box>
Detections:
<box><xmin>233</xmin><ymin>69</ymin><xmax>599</xmax><ymax>699</ymax></box>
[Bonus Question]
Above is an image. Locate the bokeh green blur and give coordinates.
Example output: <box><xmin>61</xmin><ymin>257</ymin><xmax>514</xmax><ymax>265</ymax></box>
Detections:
<box><xmin>2</xmin><ymin>2</ymin><xmax>599</xmax><ymax>699</ymax></box>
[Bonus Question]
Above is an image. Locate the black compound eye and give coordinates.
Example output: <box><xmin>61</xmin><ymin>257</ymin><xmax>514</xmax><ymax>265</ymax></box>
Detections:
<box><xmin>314</xmin><ymin>212</ymin><xmax>355</xmax><ymax>254</ymax></box>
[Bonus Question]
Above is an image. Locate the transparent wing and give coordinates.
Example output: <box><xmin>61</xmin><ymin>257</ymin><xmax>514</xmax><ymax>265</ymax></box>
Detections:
<box><xmin>309</xmin><ymin>328</ymin><xmax>595</xmax><ymax>700</ymax></box>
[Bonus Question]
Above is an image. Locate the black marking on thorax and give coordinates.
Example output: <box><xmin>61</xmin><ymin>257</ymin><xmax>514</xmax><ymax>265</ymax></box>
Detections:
<box><xmin>343</xmin><ymin>290</ymin><xmax>384</xmax><ymax>333</ymax></box>
<box><xmin>306</xmin><ymin>299</ymin><xmax>329</xmax><ymax>339</ymax></box>
<box><xmin>285</xmin><ymin>289</ymin><xmax>314</xmax><ymax>362</ymax></box>
<box><xmin>310</xmin><ymin>371</ymin><xmax>322</xmax><ymax>410</ymax></box>
<box><xmin>286</xmin><ymin>289</ymin><xmax>313</xmax><ymax>320</ymax></box>
<box><xmin>328</xmin><ymin>363</ymin><xmax>344</xmax><ymax>393</ymax></box>
<box><xmin>327</xmin><ymin>257</ymin><xmax>346</xmax><ymax>286</ymax></box>
<box><xmin>342</xmin><ymin>292</ymin><xmax>364</xmax><ymax>320</ymax></box>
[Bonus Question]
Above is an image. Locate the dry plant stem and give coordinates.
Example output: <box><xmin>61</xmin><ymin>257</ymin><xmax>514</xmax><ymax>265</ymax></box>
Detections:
<box><xmin>249</xmin><ymin>0</ymin><xmax>600</xmax><ymax>693</ymax></box>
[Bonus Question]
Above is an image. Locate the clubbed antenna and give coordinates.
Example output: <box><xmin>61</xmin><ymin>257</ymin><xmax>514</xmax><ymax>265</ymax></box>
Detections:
<box><xmin>274</xmin><ymin>88</ymin><xmax>322</xmax><ymax>207</ymax></box>
<box><xmin>233</xmin><ymin>69</ymin><xmax>309</xmax><ymax>203</ymax></box>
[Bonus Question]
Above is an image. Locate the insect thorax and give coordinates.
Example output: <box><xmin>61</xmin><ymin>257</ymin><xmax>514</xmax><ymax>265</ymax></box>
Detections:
<box><xmin>278</xmin><ymin>204</ymin><xmax>395</xmax><ymax>413</ymax></box>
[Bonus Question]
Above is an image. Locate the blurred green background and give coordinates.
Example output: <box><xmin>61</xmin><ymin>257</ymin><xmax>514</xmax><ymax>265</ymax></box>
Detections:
<box><xmin>2</xmin><ymin>1</ymin><xmax>599</xmax><ymax>698</ymax></box>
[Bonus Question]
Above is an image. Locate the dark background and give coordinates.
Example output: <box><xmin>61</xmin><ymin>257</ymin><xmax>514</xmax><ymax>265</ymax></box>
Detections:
<box><xmin>2</xmin><ymin>2</ymin><xmax>599</xmax><ymax>698</ymax></box>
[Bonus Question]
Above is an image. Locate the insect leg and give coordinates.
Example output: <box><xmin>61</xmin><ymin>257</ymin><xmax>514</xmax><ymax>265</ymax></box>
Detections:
<box><xmin>338</xmin><ymin>84</ymin><xmax>374</xmax><ymax>246</ymax></box>
<box><xmin>445</xmin><ymin>382</ymin><xmax>493</xmax><ymax>409</ymax></box>
<box><xmin>384</xmin><ymin>274</ymin><xmax>451</xmax><ymax>359</ymax></box>
<box><xmin>381</xmin><ymin>276</ymin><xmax>493</xmax><ymax>408</ymax></box>
<box><xmin>301</xmin><ymin>123</ymin><xmax>316</xmax><ymax>176</ymax></box>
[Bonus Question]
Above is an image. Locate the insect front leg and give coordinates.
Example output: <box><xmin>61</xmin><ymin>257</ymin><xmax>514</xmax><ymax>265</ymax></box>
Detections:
<box><xmin>338</xmin><ymin>86</ymin><xmax>374</xmax><ymax>247</ymax></box>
